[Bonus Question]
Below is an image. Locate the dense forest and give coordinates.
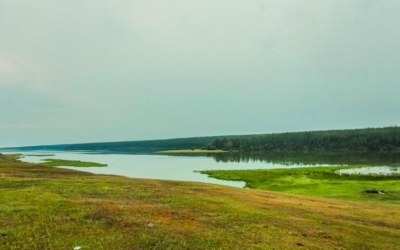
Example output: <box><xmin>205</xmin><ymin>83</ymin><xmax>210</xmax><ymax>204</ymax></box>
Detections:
<box><xmin>207</xmin><ymin>127</ymin><xmax>400</xmax><ymax>152</ymax></box>
<box><xmin>2</xmin><ymin>137</ymin><xmax>218</xmax><ymax>154</ymax></box>
<box><xmin>3</xmin><ymin>126</ymin><xmax>400</xmax><ymax>154</ymax></box>
<box><xmin>63</xmin><ymin>137</ymin><xmax>219</xmax><ymax>153</ymax></box>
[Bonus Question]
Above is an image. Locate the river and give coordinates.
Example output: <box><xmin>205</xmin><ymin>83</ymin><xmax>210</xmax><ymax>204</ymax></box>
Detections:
<box><xmin>6</xmin><ymin>151</ymin><xmax>329</xmax><ymax>188</ymax></box>
<box><xmin>5</xmin><ymin>150</ymin><xmax>400</xmax><ymax>188</ymax></box>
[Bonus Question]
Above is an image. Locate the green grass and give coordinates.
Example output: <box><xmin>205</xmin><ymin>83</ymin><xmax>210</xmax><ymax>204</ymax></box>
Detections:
<box><xmin>24</xmin><ymin>154</ymin><xmax>55</xmax><ymax>157</ymax></box>
<box><xmin>40</xmin><ymin>158</ymin><xmax>107</xmax><ymax>167</ymax></box>
<box><xmin>199</xmin><ymin>166</ymin><xmax>400</xmax><ymax>203</ymax></box>
<box><xmin>2</xmin><ymin>154</ymin><xmax>400</xmax><ymax>249</ymax></box>
<box><xmin>157</xmin><ymin>149</ymin><xmax>227</xmax><ymax>154</ymax></box>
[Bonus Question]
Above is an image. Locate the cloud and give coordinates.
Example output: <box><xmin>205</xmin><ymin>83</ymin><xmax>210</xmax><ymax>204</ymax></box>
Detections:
<box><xmin>0</xmin><ymin>52</ymin><xmax>44</xmax><ymax>86</ymax></box>
<box><xmin>0</xmin><ymin>122</ymin><xmax>75</xmax><ymax>130</ymax></box>
<box><xmin>0</xmin><ymin>0</ymin><xmax>399</xmax><ymax>146</ymax></box>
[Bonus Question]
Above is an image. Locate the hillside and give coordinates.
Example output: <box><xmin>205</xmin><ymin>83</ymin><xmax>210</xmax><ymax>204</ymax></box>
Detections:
<box><xmin>1</xmin><ymin>156</ymin><xmax>400</xmax><ymax>249</ymax></box>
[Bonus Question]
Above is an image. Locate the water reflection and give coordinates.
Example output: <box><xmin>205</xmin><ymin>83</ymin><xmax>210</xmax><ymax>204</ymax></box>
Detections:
<box><xmin>336</xmin><ymin>166</ymin><xmax>400</xmax><ymax>176</ymax></box>
<box><xmin>206</xmin><ymin>152</ymin><xmax>400</xmax><ymax>166</ymax></box>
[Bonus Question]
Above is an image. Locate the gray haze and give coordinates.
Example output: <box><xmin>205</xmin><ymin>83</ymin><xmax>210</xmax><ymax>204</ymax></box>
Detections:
<box><xmin>1</xmin><ymin>0</ymin><xmax>399</xmax><ymax>147</ymax></box>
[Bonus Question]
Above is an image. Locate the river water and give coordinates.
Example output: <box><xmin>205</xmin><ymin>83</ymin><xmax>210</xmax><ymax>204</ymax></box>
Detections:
<box><xmin>6</xmin><ymin>150</ymin><xmax>400</xmax><ymax>188</ymax></box>
<box><xmin>6</xmin><ymin>151</ymin><xmax>326</xmax><ymax>188</ymax></box>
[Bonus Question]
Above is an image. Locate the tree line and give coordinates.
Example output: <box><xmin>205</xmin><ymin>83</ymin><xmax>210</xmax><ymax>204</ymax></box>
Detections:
<box><xmin>4</xmin><ymin>126</ymin><xmax>399</xmax><ymax>154</ymax></box>
<box><xmin>64</xmin><ymin>136</ymin><xmax>219</xmax><ymax>153</ymax></box>
<box><xmin>206</xmin><ymin>127</ymin><xmax>400</xmax><ymax>152</ymax></box>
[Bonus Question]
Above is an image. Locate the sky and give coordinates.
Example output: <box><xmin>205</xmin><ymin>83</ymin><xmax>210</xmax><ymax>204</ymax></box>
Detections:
<box><xmin>1</xmin><ymin>0</ymin><xmax>399</xmax><ymax>147</ymax></box>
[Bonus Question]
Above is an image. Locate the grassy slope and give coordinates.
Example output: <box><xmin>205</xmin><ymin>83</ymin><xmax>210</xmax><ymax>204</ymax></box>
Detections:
<box><xmin>1</xmin><ymin>156</ymin><xmax>400</xmax><ymax>249</ymax></box>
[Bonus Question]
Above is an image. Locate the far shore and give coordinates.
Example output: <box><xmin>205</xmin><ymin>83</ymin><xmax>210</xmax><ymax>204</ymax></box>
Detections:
<box><xmin>156</xmin><ymin>149</ymin><xmax>227</xmax><ymax>154</ymax></box>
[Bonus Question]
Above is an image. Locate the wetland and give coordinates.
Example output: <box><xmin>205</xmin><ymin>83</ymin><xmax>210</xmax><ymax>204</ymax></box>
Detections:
<box><xmin>1</xmin><ymin>152</ymin><xmax>400</xmax><ymax>249</ymax></box>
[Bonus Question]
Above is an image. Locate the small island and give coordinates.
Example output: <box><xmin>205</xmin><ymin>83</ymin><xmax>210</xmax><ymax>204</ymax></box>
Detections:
<box><xmin>40</xmin><ymin>158</ymin><xmax>107</xmax><ymax>167</ymax></box>
<box><xmin>157</xmin><ymin>149</ymin><xmax>227</xmax><ymax>154</ymax></box>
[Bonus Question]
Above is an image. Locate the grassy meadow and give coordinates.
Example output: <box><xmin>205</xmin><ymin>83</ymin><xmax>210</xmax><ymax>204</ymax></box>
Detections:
<box><xmin>199</xmin><ymin>166</ymin><xmax>400</xmax><ymax>203</ymax></box>
<box><xmin>1</xmin><ymin>153</ymin><xmax>400</xmax><ymax>249</ymax></box>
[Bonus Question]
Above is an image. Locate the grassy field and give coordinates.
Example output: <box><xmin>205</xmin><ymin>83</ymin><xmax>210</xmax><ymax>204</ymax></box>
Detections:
<box><xmin>199</xmin><ymin>166</ymin><xmax>400</xmax><ymax>202</ymax></box>
<box><xmin>39</xmin><ymin>158</ymin><xmax>107</xmax><ymax>167</ymax></box>
<box><xmin>157</xmin><ymin>149</ymin><xmax>227</xmax><ymax>154</ymax></box>
<box><xmin>1</xmin><ymin>154</ymin><xmax>400</xmax><ymax>249</ymax></box>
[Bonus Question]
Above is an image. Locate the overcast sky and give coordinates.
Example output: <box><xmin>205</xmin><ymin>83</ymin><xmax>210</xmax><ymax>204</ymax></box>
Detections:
<box><xmin>1</xmin><ymin>0</ymin><xmax>399</xmax><ymax>147</ymax></box>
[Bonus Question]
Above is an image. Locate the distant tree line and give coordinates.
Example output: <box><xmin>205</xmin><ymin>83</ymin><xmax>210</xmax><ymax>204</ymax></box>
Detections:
<box><xmin>64</xmin><ymin>137</ymin><xmax>219</xmax><ymax>153</ymax></box>
<box><xmin>5</xmin><ymin>126</ymin><xmax>400</xmax><ymax>154</ymax></box>
<box><xmin>206</xmin><ymin>127</ymin><xmax>400</xmax><ymax>152</ymax></box>
<box><xmin>3</xmin><ymin>137</ymin><xmax>219</xmax><ymax>154</ymax></box>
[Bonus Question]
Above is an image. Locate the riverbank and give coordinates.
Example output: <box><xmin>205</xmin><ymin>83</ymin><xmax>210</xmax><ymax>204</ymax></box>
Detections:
<box><xmin>157</xmin><ymin>149</ymin><xmax>227</xmax><ymax>154</ymax></box>
<box><xmin>199</xmin><ymin>166</ymin><xmax>400</xmax><ymax>203</ymax></box>
<box><xmin>1</xmin><ymin>154</ymin><xmax>400</xmax><ymax>249</ymax></box>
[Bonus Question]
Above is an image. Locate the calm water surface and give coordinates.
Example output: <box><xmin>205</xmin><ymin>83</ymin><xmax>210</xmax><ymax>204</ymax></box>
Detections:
<box><xmin>336</xmin><ymin>166</ymin><xmax>400</xmax><ymax>176</ymax></box>
<box><xmin>11</xmin><ymin>151</ymin><xmax>327</xmax><ymax>188</ymax></box>
<box><xmin>6</xmin><ymin>150</ymin><xmax>400</xmax><ymax>187</ymax></box>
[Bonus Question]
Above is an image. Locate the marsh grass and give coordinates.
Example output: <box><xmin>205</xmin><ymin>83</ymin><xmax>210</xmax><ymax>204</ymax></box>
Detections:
<box><xmin>1</xmin><ymin>155</ymin><xmax>400</xmax><ymax>249</ymax></box>
<box><xmin>200</xmin><ymin>166</ymin><xmax>400</xmax><ymax>202</ymax></box>
<box><xmin>25</xmin><ymin>154</ymin><xmax>55</xmax><ymax>157</ymax></box>
<box><xmin>40</xmin><ymin>158</ymin><xmax>107</xmax><ymax>167</ymax></box>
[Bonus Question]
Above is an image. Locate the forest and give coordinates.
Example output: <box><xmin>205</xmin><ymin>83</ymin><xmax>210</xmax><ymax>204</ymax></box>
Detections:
<box><xmin>3</xmin><ymin>126</ymin><xmax>400</xmax><ymax>154</ymax></box>
<box><xmin>63</xmin><ymin>136</ymin><xmax>219</xmax><ymax>153</ymax></box>
<box><xmin>207</xmin><ymin>126</ymin><xmax>400</xmax><ymax>152</ymax></box>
